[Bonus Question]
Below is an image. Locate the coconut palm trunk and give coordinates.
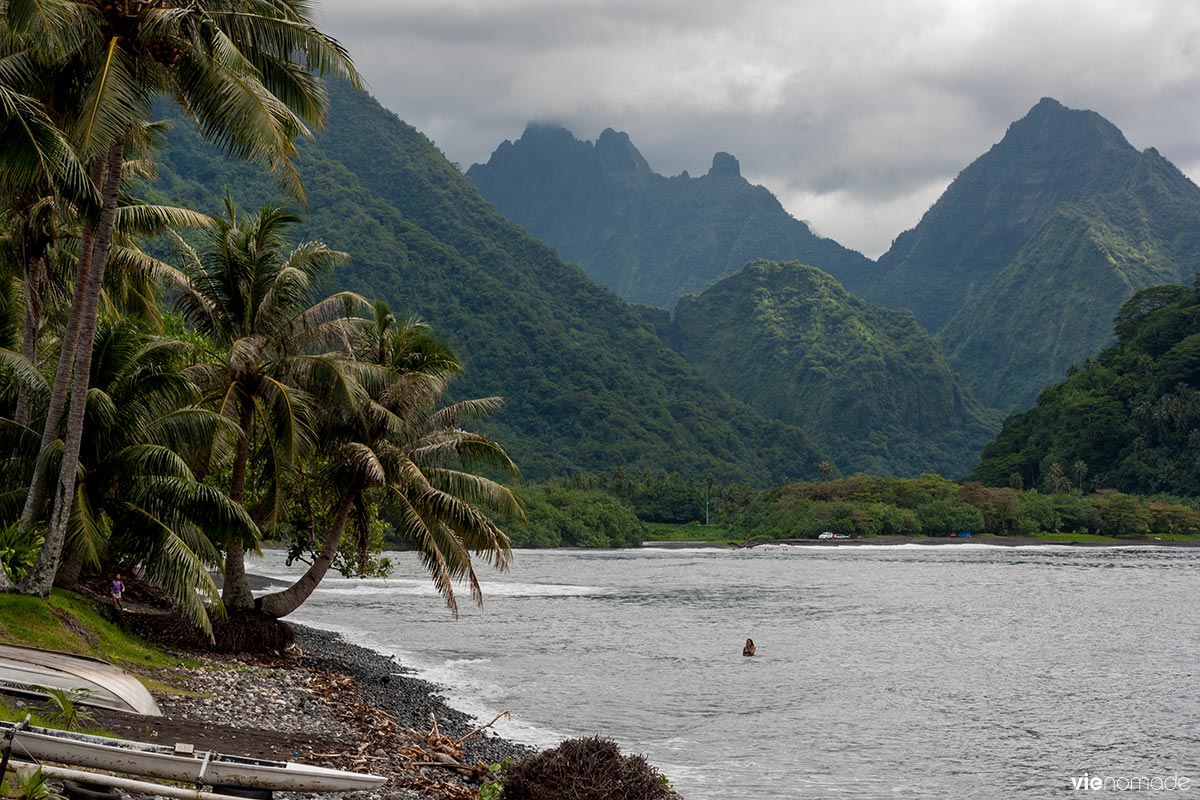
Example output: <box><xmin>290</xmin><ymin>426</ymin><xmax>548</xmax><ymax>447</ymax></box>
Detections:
<box><xmin>15</xmin><ymin>160</ymin><xmax>103</xmax><ymax>533</ymax></box>
<box><xmin>20</xmin><ymin>136</ymin><xmax>124</xmax><ymax>595</ymax></box>
<box><xmin>15</xmin><ymin>255</ymin><xmax>43</xmax><ymax>425</ymax></box>
<box><xmin>257</xmin><ymin>493</ymin><xmax>356</xmax><ymax>619</ymax></box>
<box><xmin>222</xmin><ymin>400</ymin><xmax>256</xmax><ymax>609</ymax></box>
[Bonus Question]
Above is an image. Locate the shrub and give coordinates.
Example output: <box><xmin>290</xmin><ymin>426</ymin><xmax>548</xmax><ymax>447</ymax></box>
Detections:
<box><xmin>500</xmin><ymin>736</ymin><xmax>680</xmax><ymax>800</ymax></box>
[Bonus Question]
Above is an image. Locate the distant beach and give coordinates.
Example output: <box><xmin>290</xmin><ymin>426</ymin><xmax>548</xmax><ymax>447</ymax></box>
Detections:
<box><xmin>644</xmin><ymin>534</ymin><xmax>1200</xmax><ymax>549</ymax></box>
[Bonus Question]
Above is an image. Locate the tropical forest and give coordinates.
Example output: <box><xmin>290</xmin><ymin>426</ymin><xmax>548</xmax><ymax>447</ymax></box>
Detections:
<box><xmin>4</xmin><ymin>0</ymin><xmax>1200</xmax><ymax>655</ymax></box>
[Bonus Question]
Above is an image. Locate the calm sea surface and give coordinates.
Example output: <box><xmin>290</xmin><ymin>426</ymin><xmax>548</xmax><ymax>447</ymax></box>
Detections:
<box><xmin>252</xmin><ymin>545</ymin><xmax>1200</xmax><ymax>798</ymax></box>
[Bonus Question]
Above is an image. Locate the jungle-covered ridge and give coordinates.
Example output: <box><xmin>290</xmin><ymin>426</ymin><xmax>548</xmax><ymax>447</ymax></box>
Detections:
<box><xmin>466</xmin><ymin>97</ymin><xmax>1200</xmax><ymax>443</ymax></box>
<box><xmin>4</xmin><ymin>0</ymin><xmax>1199</xmax><ymax>630</ymax></box>
<box><xmin>467</xmin><ymin>124</ymin><xmax>877</xmax><ymax>308</ymax></box>
<box><xmin>146</xmin><ymin>81</ymin><xmax>823</xmax><ymax>484</ymax></box>
<box><xmin>877</xmin><ymin>98</ymin><xmax>1200</xmax><ymax>413</ymax></box>
<box><xmin>665</xmin><ymin>260</ymin><xmax>1001</xmax><ymax>477</ymax></box>
<box><xmin>973</xmin><ymin>283</ymin><xmax>1200</xmax><ymax>498</ymax></box>
<box><xmin>508</xmin><ymin>274</ymin><xmax>1200</xmax><ymax>544</ymax></box>
<box><xmin>123</xmin><ymin>83</ymin><xmax>1200</xmax><ymax>494</ymax></box>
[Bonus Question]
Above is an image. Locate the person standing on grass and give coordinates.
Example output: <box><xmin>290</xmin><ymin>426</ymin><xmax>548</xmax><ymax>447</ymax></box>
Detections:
<box><xmin>111</xmin><ymin>574</ymin><xmax>124</xmax><ymax>612</ymax></box>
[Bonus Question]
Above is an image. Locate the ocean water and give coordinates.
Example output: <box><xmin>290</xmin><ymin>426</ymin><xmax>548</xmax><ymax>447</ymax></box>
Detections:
<box><xmin>251</xmin><ymin>545</ymin><xmax>1200</xmax><ymax>798</ymax></box>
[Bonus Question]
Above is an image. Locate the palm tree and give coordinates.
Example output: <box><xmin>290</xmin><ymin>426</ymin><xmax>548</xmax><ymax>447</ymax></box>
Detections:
<box><xmin>0</xmin><ymin>317</ymin><xmax>253</xmax><ymax>630</ymax></box>
<box><xmin>174</xmin><ymin>196</ymin><xmax>364</xmax><ymax>610</ymax></box>
<box><xmin>257</xmin><ymin>308</ymin><xmax>523</xmax><ymax>619</ymax></box>
<box><xmin>3</xmin><ymin>0</ymin><xmax>361</xmax><ymax>595</ymax></box>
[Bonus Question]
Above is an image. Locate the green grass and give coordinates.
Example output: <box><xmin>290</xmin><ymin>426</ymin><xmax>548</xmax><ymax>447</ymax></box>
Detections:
<box><xmin>0</xmin><ymin>591</ymin><xmax>197</xmax><ymax>673</ymax></box>
<box><xmin>1027</xmin><ymin>532</ymin><xmax>1123</xmax><ymax>543</ymax></box>
<box><xmin>641</xmin><ymin>522</ymin><xmax>743</xmax><ymax>544</ymax></box>
<box><xmin>1028</xmin><ymin>531</ymin><xmax>1199</xmax><ymax>543</ymax></box>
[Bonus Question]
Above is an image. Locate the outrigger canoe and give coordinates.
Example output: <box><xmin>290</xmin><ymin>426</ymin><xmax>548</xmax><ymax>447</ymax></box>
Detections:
<box><xmin>0</xmin><ymin>643</ymin><xmax>161</xmax><ymax>716</ymax></box>
<box><xmin>0</xmin><ymin>719</ymin><xmax>387</xmax><ymax>793</ymax></box>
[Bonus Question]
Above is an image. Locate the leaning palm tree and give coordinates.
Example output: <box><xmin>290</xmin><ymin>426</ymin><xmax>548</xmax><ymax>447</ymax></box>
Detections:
<box><xmin>257</xmin><ymin>308</ymin><xmax>523</xmax><ymax>619</ymax></box>
<box><xmin>175</xmin><ymin>196</ymin><xmax>364</xmax><ymax>610</ymax></box>
<box><xmin>4</xmin><ymin>0</ymin><xmax>361</xmax><ymax>596</ymax></box>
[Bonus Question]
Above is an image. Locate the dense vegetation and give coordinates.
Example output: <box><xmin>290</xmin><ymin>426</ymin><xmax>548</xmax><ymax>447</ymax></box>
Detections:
<box><xmin>871</xmin><ymin>98</ymin><xmax>1200</xmax><ymax>411</ymax></box>
<box><xmin>503</xmin><ymin>468</ymin><xmax>1200</xmax><ymax>547</ymax></box>
<box><xmin>467</xmin><ymin>124</ymin><xmax>876</xmax><ymax>309</ymax></box>
<box><xmin>501</xmin><ymin>482</ymin><xmax>645</xmax><ymax>548</ymax></box>
<box><xmin>735</xmin><ymin>474</ymin><xmax>1200</xmax><ymax>540</ymax></box>
<box><xmin>145</xmin><ymin>82</ymin><xmax>824</xmax><ymax>484</ymax></box>
<box><xmin>466</xmin><ymin>99</ymin><xmax>1200</xmax><ymax>449</ymax></box>
<box><xmin>668</xmin><ymin>260</ymin><xmax>1001</xmax><ymax>476</ymax></box>
<box><xmin>974</xmin><ymin>283</ymin><xmax>1200</xmax><ymax>497</ymax></box>
<box><xmin>0</xmin><ymin>2</ymin><xmax>525</xmax><ymax>640</ymax></box>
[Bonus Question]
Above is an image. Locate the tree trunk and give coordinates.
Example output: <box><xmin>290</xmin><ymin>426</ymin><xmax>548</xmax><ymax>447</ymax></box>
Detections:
<box><xmin>222</xmin><ymin>400</ymin><xmax>256</xmax><ymax>609</ymax></box>
<box><xmin>19</xmin><ymin>137</ymin><xmax>125</xmax><ymax>597</ymax></box>
<box><xmin>14</xmin><ymin>248</ymin><xmax>45</xmax><ymax>427</ymax></box>
<box><xmin>16</xmin><ymin>158</ymin><xmax>103</xmax><ymax>536</ymax></box>
<box><xmin>54</xmin><ymin>547</ymin><xmax>84</xmax><ymax>589</ymax></box>
<box><xmin>257</xmin><ymin>492</ymin><xmax>355</xmax><ymax>619</ymax></box>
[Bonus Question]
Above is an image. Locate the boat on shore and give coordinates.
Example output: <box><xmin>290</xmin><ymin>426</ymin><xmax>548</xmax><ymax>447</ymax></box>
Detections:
<box><xmin>0</xmin><ymin>719</ymin><xmax>387</xmax><ymax>792</ymax></box>
<box><xmin>0</xmin><ymin>644</ymin><xmax>161</xmax><ymax>717</ymax></box>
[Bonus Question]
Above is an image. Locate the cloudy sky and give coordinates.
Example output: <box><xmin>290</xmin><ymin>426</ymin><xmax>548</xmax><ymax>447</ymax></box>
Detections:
<box><xmin>317</xmin><ymin>1</ymin><xmax>1200</xmax><ymax>258</ymax></box>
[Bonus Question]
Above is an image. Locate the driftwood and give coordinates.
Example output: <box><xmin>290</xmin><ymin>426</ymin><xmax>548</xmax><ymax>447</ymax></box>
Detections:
<box><xmin>306</xmin><ymin>670</ymin><xmax>506</xmax><ymax>799</ymax></box>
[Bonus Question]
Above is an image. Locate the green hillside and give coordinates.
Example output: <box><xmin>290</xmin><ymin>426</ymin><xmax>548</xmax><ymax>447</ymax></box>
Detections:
<box><xmin>973</xmin><ymin>283</ymin><xmax>1200</xmax><ymax>495</ymax></box>
<box><xmin>872</xmin><ymin>98</ymin><xmax>1200</xmax><ymax>411</ymax></box>
<box><xmin>147</xmin><ymin>83</ymin><xmax>823</xmax><ymax>483</ymax></box>
<box><xmin>467</xmin><ymin>124</ymin><xmax>876</xmax><ymax>309</ymax></box>
<box><xmin>669</xmin><ymin>260</ymin><xmax>1002</xmax><ymax>477</ymax></box>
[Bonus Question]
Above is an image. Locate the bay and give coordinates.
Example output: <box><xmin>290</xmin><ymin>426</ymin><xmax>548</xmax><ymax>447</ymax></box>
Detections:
<box><xmin>252</xmin><ymin>545</ymin><xmax>1200</xmax><ymax>798</ymax></box>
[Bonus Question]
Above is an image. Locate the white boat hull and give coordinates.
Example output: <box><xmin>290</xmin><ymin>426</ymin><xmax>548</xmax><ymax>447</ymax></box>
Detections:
<box><xmin>1</xmin><ymin>722</ymin><xmax>387</xmax><ymax>792</ymax></box>
<box><xmin>0</xmin><ymin>644</ymin><xmax>161</xmax><ymax>717</ymax></box>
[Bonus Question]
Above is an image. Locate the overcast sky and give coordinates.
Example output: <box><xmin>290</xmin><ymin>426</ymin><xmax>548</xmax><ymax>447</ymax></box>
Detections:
<box><xmin>317</xmin><ymin>1</ymin><xmax>1200</xmax><ymax>258</ymax></box>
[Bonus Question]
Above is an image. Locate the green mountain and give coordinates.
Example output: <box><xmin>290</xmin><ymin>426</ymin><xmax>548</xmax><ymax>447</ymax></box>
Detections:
<box><xmin>148</xmin><ymin>83</ymin><xmax>823</xmax><ymax>483</ymax></box>
<box><xmin>466</xmin><ymin>124</ymin><xmax>875</xmax><ymax>309</ymax></box>
<box><xmin>872</xmin><ymin>98</ymin><xmax>1200</xmax><ymax>411</ymax></box>
<box><xmin>667</xmin><ymin>260</ymin><xmax>1002</xmax><ymax>477</ymax></box>
<box><xmin>973</xmin><ymin>283</ymin><xmax>1200</xmax><ymax>496</ymax></box>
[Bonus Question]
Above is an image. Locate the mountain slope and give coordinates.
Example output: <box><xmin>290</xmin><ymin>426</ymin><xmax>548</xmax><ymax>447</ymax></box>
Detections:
<box><xmin>668</xmin><ymin>260</ymin><xmax>1002</xmax><ymax>477</ymax></box>
<box><xmin>148</xmin><ymin>84</ymin><xmax>823</xmax><ymax>483</ymax></box>
<box><xmin>973</xmin><ymin>283</ymin><xmax>1200</xmax><ymax>496</ymax></box>
<box><xmin>467</xmin><ymin>124</ymin><xmax>875</xmax><ymax>308</ymax></box>
<box><xmin>871</xmin><ymin>98</ymin><xmax>1146</xmax><ymax>330</ymax></box>
<box><xmin>872</xmin><ymin>98</ymin><xmax>1200</xmax><ymax>411</ymax></box>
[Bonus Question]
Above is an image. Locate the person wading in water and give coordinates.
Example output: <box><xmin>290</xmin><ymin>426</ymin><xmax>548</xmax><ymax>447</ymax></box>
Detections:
<box><xmin>743</xmin><ymin>638</ymin><xmax>756</xmax><ymax>657</ymax></box>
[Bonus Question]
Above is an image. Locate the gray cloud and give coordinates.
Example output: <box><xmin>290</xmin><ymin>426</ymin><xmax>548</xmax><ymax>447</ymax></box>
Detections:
<box><xmin>319</xmin><ymin>0</ymin><xmax>1200</xmax><ymax>257</ymax></box>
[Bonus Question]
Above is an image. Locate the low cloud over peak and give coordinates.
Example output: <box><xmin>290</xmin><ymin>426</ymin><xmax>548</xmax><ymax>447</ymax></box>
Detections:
<box><xmin>321</xmin><ymin>0</ymin><xmax>1200</xmax><ymax>257</ymax></box>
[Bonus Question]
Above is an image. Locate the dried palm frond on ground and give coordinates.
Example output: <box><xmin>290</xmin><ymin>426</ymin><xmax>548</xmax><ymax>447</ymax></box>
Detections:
<box><xmin>307</xmin><ymin>669</ymin><xmax>506</xmax><ymax>798</ymax></box>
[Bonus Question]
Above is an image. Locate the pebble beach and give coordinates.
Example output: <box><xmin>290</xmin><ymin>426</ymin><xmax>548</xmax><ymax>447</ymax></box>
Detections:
<box><xmin>66</xmin><ymin>625</ymin><xmax>532</xmax><ymax>800</ymax></box>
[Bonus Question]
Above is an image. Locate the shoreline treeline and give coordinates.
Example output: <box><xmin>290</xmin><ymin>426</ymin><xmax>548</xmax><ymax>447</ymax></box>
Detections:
<box><xmin>502</xmin><ymin>471</ymin><xmax>1200</xmax><ymax>546</ymax></box>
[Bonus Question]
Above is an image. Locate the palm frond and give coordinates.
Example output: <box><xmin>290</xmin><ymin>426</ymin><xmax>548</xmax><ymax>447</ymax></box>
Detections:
<box><xmin>66</xmin><ymin>481</ymin><xmax>104</xmax><ymax>572</ymax></box>
<box><xmin>114</xmin><ymin>501</ymin><xmax>221</xmax><ymax>632</ymax></box>
<box><xmin>114</xmin><ymin>203</ymin><xmax>212</xmax><ymax>236</ymax></box>
<box><xmin>0</xmin><ymin>82</ymin><xmax>96</xmax><ymax>206</ymax></box>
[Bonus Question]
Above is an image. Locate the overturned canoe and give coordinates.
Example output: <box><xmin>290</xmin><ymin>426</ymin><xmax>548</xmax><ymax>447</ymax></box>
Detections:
<box><xmin>0</xmin><ymin>643</ymin><xmax>161</xmax><ymax>717</ymax></box>
<box><xmin>0</xmin><ymin>720</ymin><xmax>387</xmax><ymax>793</ymax></box>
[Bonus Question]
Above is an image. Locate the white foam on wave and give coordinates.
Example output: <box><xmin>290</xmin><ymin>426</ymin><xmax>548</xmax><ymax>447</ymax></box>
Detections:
<box><xmin>294</xmin><ymin>579</ymin><xmax>602</xmax><ymax>599</ymax></box>
<box><xmin>753</xmin><ymin>542</ymin><xmax>1169</xmax><ymax>553</ymax></box>
<box><xmin>284</xmin><ymin>615</ymin><xmax>567</xmax><ymax>749</ymax></box>
<box><xmin>638</xmin><ymin>546</ymin><xmax>732</xmax><ymax>554</ymax></box>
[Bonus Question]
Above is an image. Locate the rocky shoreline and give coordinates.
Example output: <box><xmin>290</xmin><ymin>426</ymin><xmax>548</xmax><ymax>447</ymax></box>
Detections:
<box><xmin>82</xmin><ymin>624</ymin><xmax>533</xmax><ymax>800</ymax></box>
